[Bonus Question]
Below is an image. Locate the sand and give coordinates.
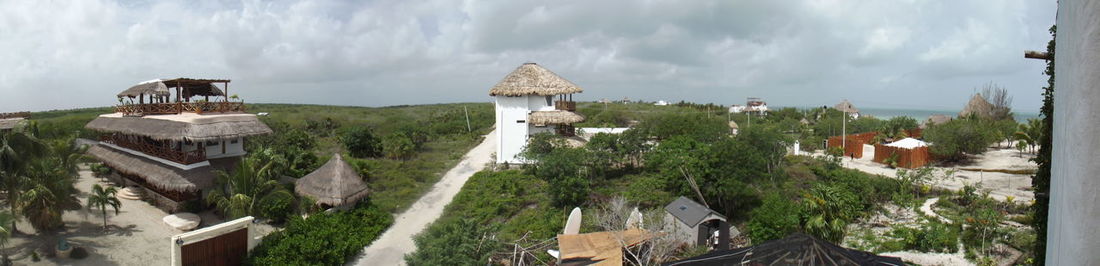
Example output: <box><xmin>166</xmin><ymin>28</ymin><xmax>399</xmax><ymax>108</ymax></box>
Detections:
<box><xmin>830</xmin><ymin>144</ymin><xmax>1036</xmax><ymax>202</ymax></box>
<box><xmin>4</xmin><ymin>165</ymin><xmax>275</xmax><ymax>265</ymax></box>
<box><xmin>350</xmin><ymin>128</ymin><xmax>497</xmax><ymax>266</ymax></box>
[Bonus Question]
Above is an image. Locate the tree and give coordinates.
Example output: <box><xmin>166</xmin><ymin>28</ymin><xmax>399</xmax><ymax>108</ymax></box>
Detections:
<box><xmin>0</xmin><ymin>131</ymin><xmax>46</xmax><ymax>220</ymax></box>
<box><xmin>980</xmin><ymin>82</ymin><xmax>1014</xmax><ymax>121</ymax></box>
<box><xmin>86</xmin><ymin>184</ymin><xmax>121</xmax><ymax>230</ymax></box>
<box><xmin>531</xmin><ymin>147</ymin><xmax>591</xmax><ymax>207</ymax></box>
<box><xmin>1033</xmin><ymin>26</ymin><xmax>1056</xmax><ymax>264</ymax></box>
<box><xmin>405</xmin><ymin>218</ymin><xmax>498</xmax><ymax>265</ymax></box>
<box><xmin>382</xmin><ymin>133</ymin><xmax>416</xmax><ymax>160</ymax></box>
<box><xmin>342</xmin><ymin>127</ymin><xmax>382</xmax><ymax>158</ymax></box>
<box><xmin>19</xmin><ymin>158</ymin><xmax>80</xmax><ymax>232</ymax></box>
<box><xmin>748</xmin><ymin>193</ymin><xmax>802</xmax><ymax>243</ymax></box>
<box><xmin>206</xmin><ymin>154</ymin><xmax>295</xmax><ymax>219</ymax></box>
<box><xmin>0</xmin><ymin>210</ymin><xmax>12</xmax><ymax>263</ymax></box>
<box><xmin>924</xmin><ymin>118</ymin><xmax>999</xmax><ymax>162</ymax></box>
<box><xmin>634</xmin><ymin>113</ymin><xmax>726</xmax><ymax>142</ymax></box>
<box><xmin>801</xmin><ymin>184</ymin><xmax>859</xmax><ymax>243</ymax></box>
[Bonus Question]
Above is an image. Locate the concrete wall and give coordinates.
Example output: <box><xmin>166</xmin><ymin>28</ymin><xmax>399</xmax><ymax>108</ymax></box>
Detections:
<box><xmin>496</xmin><ymin>96</ymin><xmax>532</xmax><ymax>164</ymax></box>
<box><xmin>1048</xmin><ymin>1</ymin><xmax>1100</xmax><ymax>264</ymax></box>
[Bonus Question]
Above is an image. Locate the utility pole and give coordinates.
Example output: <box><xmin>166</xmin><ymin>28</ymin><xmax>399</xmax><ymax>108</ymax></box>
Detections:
<box><xmin>463</xmin><ymin>106</ymin><xmax>472</xmax><ymax>132</ymax></box>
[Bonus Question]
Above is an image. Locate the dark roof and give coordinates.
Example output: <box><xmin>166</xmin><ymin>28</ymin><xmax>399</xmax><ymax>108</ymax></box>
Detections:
<box><xmin>665</xmin><ymin>233</ymin><xmax>905</xmax><ymax>266</ymax></box>
<box><xmin>664</xmin><ymin>196</ymin><xmax>725</xmax><ymax>226</ymax></box>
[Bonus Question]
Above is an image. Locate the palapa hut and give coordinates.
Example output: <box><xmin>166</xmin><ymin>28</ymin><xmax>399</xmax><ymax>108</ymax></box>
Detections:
<box><xmin>958</xmin><ymin>93</ymin><xmax>994</xmax><ymax>119</ymax></box>
<box><xmin>491</xmin><ymin>63</ymin><xmax>585</xmax><ymax>164</ymax></box>
<box><xmin>923</xmin><ymin>114</ymin><xmax>952</xmax><ymax>129</ymax></box>
<box><xmin>295</xmin><ymin>154</ymin><xmax>370</xmax><ymax>209</ymax></box>
<box><xmin>834</xmin><ymin>99</ymin><xmax>861</xmax><ymax>119</ymax></box>
<box><xmin>85</xmin><ymin>78</ymin><xmax>271</xmax><ymax>212</ymax></box>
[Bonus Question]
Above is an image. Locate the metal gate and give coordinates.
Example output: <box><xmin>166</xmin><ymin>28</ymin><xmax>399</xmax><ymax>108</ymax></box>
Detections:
<box><xmin>180</xmin><ymin>227</ymin><xmax>248</xmax><ymax>266</ymax></box>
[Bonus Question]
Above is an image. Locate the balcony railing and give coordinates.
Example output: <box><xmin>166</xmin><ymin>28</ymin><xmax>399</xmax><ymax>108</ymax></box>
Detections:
<box><xmin>115</xmin><ymin>102</ymin><xmax>247</xmax><ymax>117</ymax></box>
<box><xmin>100</xmin><ymin>135</ymin><xmax>206</xmax><ymax>165</ymax></box>
<box><xmin>555</xmin><ymin>101</ymin><xmax>576</xmax><ymax>111</ymax></box>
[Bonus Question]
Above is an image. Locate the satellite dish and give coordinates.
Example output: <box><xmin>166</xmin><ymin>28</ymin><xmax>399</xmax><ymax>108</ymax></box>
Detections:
<box><xmin>563</xmin><ymin>207</ymin><xmax>582</xmax><ymax>235</ymax></box>
<box><xmin>626</xmin><ymin>207</ymin><xmax>644</xmax><ymax>229</ymax></box>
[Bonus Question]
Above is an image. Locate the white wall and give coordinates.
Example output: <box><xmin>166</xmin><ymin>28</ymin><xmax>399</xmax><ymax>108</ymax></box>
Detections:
<box><xmin>496</xmin><ymin>96</ymin><xmax>531</xmax><ymax>164</ymax></box>
<box><xmin>170</xmin><ymin>216</ymin><xmax>257</xmax><ymax>266</ymax></box>
<box><xmin>528</xmin><ymin>95</ymin><xmax>554</xmax><ymax>111</ymax></box>
<box><xmin>1048</xmin><ymin>2</ymin><xmax>1100</xmax><ymax>264</ymax></box>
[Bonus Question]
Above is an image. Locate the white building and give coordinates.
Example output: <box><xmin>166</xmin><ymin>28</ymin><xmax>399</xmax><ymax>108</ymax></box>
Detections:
<box><xmin>490</xmin><ymin>63</ymin><xmax>585</xmax><ymax>164</ymax></box>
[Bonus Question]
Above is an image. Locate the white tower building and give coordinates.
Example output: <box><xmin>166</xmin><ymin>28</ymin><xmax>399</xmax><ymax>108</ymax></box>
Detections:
<box><xmin>489</xmin><ymin>63</ymin><xmax>585</xmax><ymax>164</ymax></box>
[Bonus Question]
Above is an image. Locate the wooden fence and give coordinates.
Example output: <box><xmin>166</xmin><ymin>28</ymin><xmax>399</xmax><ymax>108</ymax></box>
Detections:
<box><xmin>872</xmin><ymin>144</ymin><xmax>931</xmax><ymax>169</ymax></box>
<box><xmin>827</xmin><ymin>132</ymin><xmax>878</xmax><ymax>158</ymax></box>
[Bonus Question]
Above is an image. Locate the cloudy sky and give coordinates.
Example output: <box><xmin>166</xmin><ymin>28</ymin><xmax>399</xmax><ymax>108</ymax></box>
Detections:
<box><xmin>0</xmin><ymin>0</ymin><xmax>1056</xmax><ymax>113</ymax></box>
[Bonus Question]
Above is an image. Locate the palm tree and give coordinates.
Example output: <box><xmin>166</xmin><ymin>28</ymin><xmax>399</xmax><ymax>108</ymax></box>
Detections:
<box><xmin>19</xmin><ymin>158</ymin><xmax>80</xmax><ymax>232</ymax></box>
<box><xmin>0</xmin><ymin>130</ymin><xmax>46</xmax><ymax>231</ymax></box>
<box><xmin>206</xmin><ymin>154</ymin><xmax>293</xmax><ymax>219</ymax></box>
<box><xmin>0</xmin><ymin>210</ymin><xmax>14</xmax><ymax>262</ymax></box>
<box><xmin>86</xmin><ymin>184</ymin><xmax>121</xmax><ymax>230</ymax></box>
<box><xmin>801</xmin><ymin>184</ymin><xmax>855</xmax><ymax>243</ymax></box>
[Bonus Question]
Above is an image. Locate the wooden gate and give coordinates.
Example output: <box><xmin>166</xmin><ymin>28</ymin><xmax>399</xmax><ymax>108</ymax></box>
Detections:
<box><xmin>181</xmin><ymin>227</ymin><xmax>248</xmax><ymax>266</ymax></box>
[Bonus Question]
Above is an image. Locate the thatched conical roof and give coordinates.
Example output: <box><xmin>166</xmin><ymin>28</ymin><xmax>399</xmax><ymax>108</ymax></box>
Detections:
<box><xmin>528</xmin><ymin>110</ymin><xmax>585</xmax><ymax>126</ymax></box>
<box><xmin>295</xmin><ymin>154</ymin><xmax>370</xmax><ymax>207</ymax></box>
<box><xmin>958</xmin><ymin>93</ymin><xmax>994</xmax><ymax>119</ymax></box>
<box><xmin>834</xmin><ymin>99</ymin><xmax>859</xmax><ymax>113</ymax></box>
<box><xmin>118</xmin><ymin>80</ymin><xmax>171</xmax><ymax>98</ymax></box>
<box><xmin>489</xmin><ymin>63</ymin><xmax>583</xmax><ymax>96</ymax></box>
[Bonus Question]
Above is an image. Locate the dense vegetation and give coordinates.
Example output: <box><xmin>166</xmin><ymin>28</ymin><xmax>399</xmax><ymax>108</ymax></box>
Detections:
<box><xmin>245</xmin><ymin>203</ymin><xmax>393</xmax><ymax>265</ymax></box>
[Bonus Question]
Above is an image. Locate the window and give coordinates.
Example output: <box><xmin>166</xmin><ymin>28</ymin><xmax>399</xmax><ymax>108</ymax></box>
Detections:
<box><xmin>546</xmin><ymin>96</ymin><xmax>553</xmax><ymax>106</ymax></box>
<box><xmin>230</xmin><ymin>138</ymin><xmax>239</xmax><ymax>144</ymax></box>
<box><xmin>206</xmin><ymin>140</ymin><xmax>220</xmax><ymax>146</ymax></box>
<box><xmin>516</xmin><ymin>120</ymin><xmax>526</xmax><ymax>123</ymax></box>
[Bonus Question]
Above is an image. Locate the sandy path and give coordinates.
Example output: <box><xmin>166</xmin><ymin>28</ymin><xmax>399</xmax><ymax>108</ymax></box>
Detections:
<box><xmin>350</xmin><ymin>129</ymin><xmax>497</xmax><ymax>266</ymax></box>
<box><xmin>920</xmin><ymin>198</ymin><xmax>950</xmax><ymax>223</ymax></box>
<box><xmin>824</xmin><ymin>145</ymin><xmax>1036</xmax><ymax>202</ymax></box>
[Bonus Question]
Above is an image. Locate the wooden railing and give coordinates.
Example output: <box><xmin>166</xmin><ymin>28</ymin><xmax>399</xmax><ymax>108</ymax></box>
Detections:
<box><xmin>100</xmin><ymin>135</ymin><xmax>206</xmax><ymax>165</ymax></box>
<box><xmin>115</xmin><ymin>102</ymin><xmax>247</xmax><ymax>116</ymax></box>
<box><xmin>555</xmin><ymin>101</ymin><xmax>576</xmax><ymax>111</ymax></box>
<box><xmin>0</xmin><ymin>112</ymin><xmax>30</xmax><ymax>119</ymax></box>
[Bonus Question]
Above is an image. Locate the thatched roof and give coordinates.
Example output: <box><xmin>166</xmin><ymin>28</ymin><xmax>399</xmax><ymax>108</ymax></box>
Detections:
<box><xmin>295</xmin><ymin>154</ymin><xmax>370</xmax><ymax>207</ymax></box>
<box><xmin>0</xmin><ymin>118</ymin><xmax>25</xmax><ymax>130</ymax></box>
<box><xmin>85</xmin><ymin>113</ymin><xmax>272</xmax><ymax>142</ymax></box>
<box><xmin>834</xmin><ymin>99</ymin><xmax>859</xmax><ymax>113</ymax></box>
<box><xmin>922</xmin><ymin>114</ymin><xmax>952</xmax><ymax>129</ymax></box>
<box><xmin>86</xmin><ymin>145</ymin><xmax>229</xmax><ymax>192</ymax></box>
<box><xmin>118</xmin><ymin>80</ymin><xmax>171</xmax><ymax>97</ymax></box>
<box><xmin>528</xmin><ymin>110</ymin><xmax>585</xmax><ymax>126</ymax></box>
<box><xmin>118</xmin><ymin>79</ymin><xmax>228</xmax><ymax>98</ymax></box>
<box><xmin>958</xmin><ymin>94</ymin><xmax>994</xmax><ymax>118</ymax></box>
<box><xmin>489</xmin><ymin>63</ymin><xmax>583</xmax><ymax>96</ymax></box>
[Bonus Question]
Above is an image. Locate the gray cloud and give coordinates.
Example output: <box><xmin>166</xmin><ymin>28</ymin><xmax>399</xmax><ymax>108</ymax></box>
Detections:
<box><xmin>0</xmin><ymin>0</ymin><xmax>1056</xmax><ymax>113</ymax></box>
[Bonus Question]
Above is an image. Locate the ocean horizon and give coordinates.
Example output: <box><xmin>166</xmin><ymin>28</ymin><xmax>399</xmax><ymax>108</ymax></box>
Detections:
<box><xmin>778</xmin><ymin>106</ymin><xmax>1041</xmax><ymax>123</ymax></box>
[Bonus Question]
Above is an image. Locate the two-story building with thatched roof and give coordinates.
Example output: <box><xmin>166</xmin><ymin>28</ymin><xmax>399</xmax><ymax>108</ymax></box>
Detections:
<box><xmin>0</xmin><ymin>112</ymin><xmax>30</xmax><ymax>132</ymax></box>
<box><xmin>85</xmin><ymin>78</ymin><xmax>272</xmax><ymax>212</ymax></box>
<box><xmin>490</xmin><ymin>63</ymin><xmax>585</xmax><ymax>164</ymax></box>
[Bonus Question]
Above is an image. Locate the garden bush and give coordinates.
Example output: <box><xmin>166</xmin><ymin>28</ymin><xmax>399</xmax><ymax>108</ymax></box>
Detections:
<box><xmin>246</xmin><ymin>203</ymin><xmax>393</xmax><ymax>266</ymax></box>
<box><xmin>748</xmin><ymin>193</ymin><xmax>802</xmax><ymax>243</ymax></box>
<box><xmin>889</xmin><ymin>221</ymin><xmax>960</xmax><ymax>253</ymax></box>
<box><xmin>342</xmin><ymin>126</ymin><xmax>383</xmax><ymax>158</ymax></box>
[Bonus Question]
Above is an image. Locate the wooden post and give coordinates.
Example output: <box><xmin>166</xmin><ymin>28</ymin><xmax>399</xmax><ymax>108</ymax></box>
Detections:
<box><xmin>225</xmin><ymin>82</ymin><xmax>229</xmax><ymax>102</ymax></box>
<box><xmin>464</xmin><ymin>106</ymin><xmax>472</xmax><ymax>132</ymax></box>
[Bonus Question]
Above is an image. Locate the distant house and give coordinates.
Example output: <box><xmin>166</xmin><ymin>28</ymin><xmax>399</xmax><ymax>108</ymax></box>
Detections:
<box><xmin>490</xmin><ymin>63</ymin><xmax>585</xmax><ymax>164</ymax></box>
<box><xmin>0</xmin><ymin>112</ymin><xmax>29</xmax><ymax>132</ymax></box>
<box><xmin>745</xmin><ymin>97</ymin><xmax>768</xmax><ymax>114</ymax></box>
<box><xmin>655</xmin><ymin>100</ymin><xmax>669</xmax><ymax>106</ymax></box>
<box><xmin>728</xmin><ymin>105</ymin><xmax>745</xmax><ymax>113</ymax></box>
<box><xmin>664</xmin><ymin>196</ymin><xmax>731</xmax><ymax>249</ymax></box>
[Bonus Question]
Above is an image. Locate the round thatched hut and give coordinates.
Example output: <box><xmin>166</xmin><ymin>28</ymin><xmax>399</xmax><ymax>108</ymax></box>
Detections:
<box><xmin>295</xmin><ymin>154</ymin><xmax>370</xmax><ymax>209</ymax></box>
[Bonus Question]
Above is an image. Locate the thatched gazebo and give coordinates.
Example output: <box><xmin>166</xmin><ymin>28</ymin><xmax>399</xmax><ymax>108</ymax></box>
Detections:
<box><xmin>834</xmin><ymin>99</ymin><xmax>860</xmax><ymax>114</ymax></box>
<box><xmin>295</xmin><ymin>154</ymin><xmax>370</xmax><ymax>209</ymax></box>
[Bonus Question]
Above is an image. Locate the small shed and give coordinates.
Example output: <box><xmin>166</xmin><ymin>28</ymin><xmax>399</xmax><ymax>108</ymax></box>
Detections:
<box><xmin>295</xmin><ymin>154</ymin><xmax>370</xmax><ymax>209</ymax></box>
<box><xmin>664</xmin><ymin>197</ymin><xmax>730</xmax><ymax>249</ymax></box>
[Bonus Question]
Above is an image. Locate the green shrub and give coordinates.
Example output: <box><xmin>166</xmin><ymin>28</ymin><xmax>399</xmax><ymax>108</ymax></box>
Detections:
<box><xmin>405</xmin><ymin>218</ymin><xmax>500</xmax><ymax>265</ymax></box>
<box><xmin>342</xmin><ymin>127</ymin><xmax>382</xmax><ymax>158</ymax></box>
<box><xmin>382</xmin><ymin>132</ymin><xmax>416</xmax><ymax>160</ymax></box>
<box><xmin>889</xmin><ymin>221</ymin><xmax>960</xmax><ymax>253</ymax></box>
<box><xmin>259</xmin><ymin>194</ymin><xmax>295</xmax><ymax>224</ymax></box>
<box><xmin>748</xmin><ymin>193</ymin><xmax>802</xmax><ymax>243</ymax></box>
<box><xmin>246</xmin><ymin>203</ymin><xmax>393</xmax><ymax>266</ymax></box>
